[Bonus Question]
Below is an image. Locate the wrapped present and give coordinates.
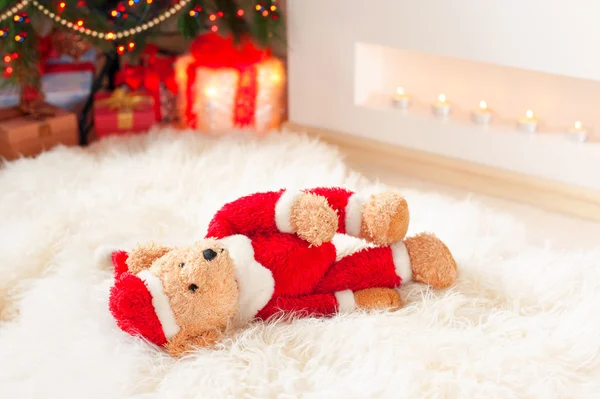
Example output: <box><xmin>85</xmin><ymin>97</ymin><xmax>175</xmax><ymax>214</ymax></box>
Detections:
<box><xmin>0</xmin><ymin>62</ymin><xmax>94</xmax><ymax>112</ymax></box>
<box><xmin>116</xmin><ymin>45</ymin><xmax>178</xmax><ymax>123</ymax></box>
<box><xmin>174</xmin><ymin>34</ymin><xmax>286</xmax><ymax>133</ymax></box>
<box><xmin>0</xmin><ymin>104</ymin><xmax>78</xmax><ymax>161</ymax></box>
<box><xmin>94</xmin><ymin>88</ymin><xmax>156</xmax><ymax>138</ymax></box>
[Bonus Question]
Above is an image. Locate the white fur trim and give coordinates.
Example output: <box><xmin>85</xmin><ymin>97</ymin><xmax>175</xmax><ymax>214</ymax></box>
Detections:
<box><xmin>93</xmin><ymin>245</ymin><xmax>120</xmax><ymax>270</ymax></box>
<box><xmin>335</xmin><ymin>290</ymin><xmax>357</xmax><ymax>313</ymax></box>
<box><xmin>345</xmin><ymin>193</ymin><xmax>366</xmax><ymax>237</ymax></box>
<box><xmin>220</xmin><ymin>235</ymin><xmax>275</xmax><ymax>323</ymax></box>
<box><xmin>390</xmin><ymin>241</ymin><xmax>412</xmax><ymax>283</ymax></box>
<box><xmin>275</xmin><ymin>190</ymin><xmax>304</xmax><ymax>233</ymax></box>
<box><xmin>137</xmin><ymin>270</ymin><xmax>181</xmax><ymax>339</ymax></box>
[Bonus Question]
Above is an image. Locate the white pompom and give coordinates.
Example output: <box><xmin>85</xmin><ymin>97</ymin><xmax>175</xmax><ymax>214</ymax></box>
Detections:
<box><xmin>94</xmin><ymin>245</ymin><xmax>118</xmax><ymax>270</ymax></box>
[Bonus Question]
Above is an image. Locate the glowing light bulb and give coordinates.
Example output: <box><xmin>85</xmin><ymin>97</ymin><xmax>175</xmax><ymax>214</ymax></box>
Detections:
<box><xmin>255</xmin><ymin>5</ymin><xmax>261</xmax><ymax>11</ymax></box>
<box><xmin>3</xmin><ymin>55</ymin><xmax>11</xmax><ymax>63</ymax></box>
<box><xmin>128</xmin><ymin>42</ymin><xmax>135</xmax><ymax>49</ymax></box>
<box><xmin>479</xmin><ymin>100</ymin><xmax>487</xmax><ymax>110</ymax></box>
<box><xmin>59</xmin><ymin>2</ymin><xmax>66</xmax><ymax>9</ymax></box>
<box><xmin>210</xmin><ymin>25</ymin><xmax>218</xmax><ymax>32</ymax></box>
<box><xmin>237</xmin><ymin>9</ymin><xmax>244</xmax><ymax>16</ymax></box>
<box><xmin>438</xmin><ymin>94</ymin><xmax>446</xmax><ymax>103</ymax></box>
<box><xmin>396</xmin><ymin>87</ymin><xmax>405</xmax><ymax>96</ymax></box>
<box><xmin>14</xmin><ymin>35</ymin><xmax>21</xmax><ymax>42</ymax></box>
<box><xmin>189</xmin><ymin>10</ymin><xmax>196</xmax><ymax>17</ymax></box>
<box><xmin>111</xmin><ymin>10</ymin><xmax>118</xmax><ymax>17</ymax></box>
<box><xmin>574</xmin><ymin>120</ymin><xmax>582</xmax><ymax>130</ymax></box>
<box><xmin>270</xmin><ymin>5</ymin><xmax>277</xmax><ymax>11</ymax></box>
<box><xmin>106</xmin><ymin>32</ymin><xmax>115</xmax><ymax>40</ymax></box>
<box><xmin>77</xmin><ymin>20</ymin><xmax>84</xmax><ymax>27</ymax></box>
<box><xmin>205</xmin><ymin>87</ymin><xmax>217</xmax><ymax>98</ymax></box>
<box><xmin>117</xmin><ymin>45</ymin><xmax>125</xmax><ymax>54</ymax></box>
<box><xmin>209</xmin><ymin>14</ymin><xmax>216</xmax><ymax>21</ymax></box>
<box><xmin>262</xmin><ymin>10</ymin><xmax>269</xmax><ymax>17</ymax></box>
<box><xmin>526</xmin><ymin>110</ymin><xmax>533</xmax><ymax>119</ymax></box>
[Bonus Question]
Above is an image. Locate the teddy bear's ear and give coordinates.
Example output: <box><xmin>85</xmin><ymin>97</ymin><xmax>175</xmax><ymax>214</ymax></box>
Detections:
<box><xmin>125</xmin><ymin>243</ymin><xmax>173</xmax><ymax>275</ymax></box>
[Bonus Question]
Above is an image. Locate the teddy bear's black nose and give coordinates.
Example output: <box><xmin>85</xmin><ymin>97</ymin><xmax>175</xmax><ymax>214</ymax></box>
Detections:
<box><xmin>203</xmin><ymin>248</ymin><xmax>218</xmax><ymax>261</ymax></box>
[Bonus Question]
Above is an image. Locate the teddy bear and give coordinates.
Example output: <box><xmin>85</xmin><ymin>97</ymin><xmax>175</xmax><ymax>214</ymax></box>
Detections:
<box><xmin>107</xmin><ymin>187</ymin><xmax>457</xmax><ymax>356</ymax></box>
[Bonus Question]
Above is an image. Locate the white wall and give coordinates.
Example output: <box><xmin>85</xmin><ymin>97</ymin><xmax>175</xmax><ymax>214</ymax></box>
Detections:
<box><xmin>287</xmin><ymin>0</ymin><xmax>600</xmax><ymax>190</ymax></box>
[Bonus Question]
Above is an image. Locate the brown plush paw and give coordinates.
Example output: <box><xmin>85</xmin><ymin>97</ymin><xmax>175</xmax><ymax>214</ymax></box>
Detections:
<box><xmin>290</xmin><ymin>193</ymin><xmax>338</xmax><ymax>246</ymax></box>
<box><xmin>360</xmin><ymin>191</ymin><xmax>409</xmax><ymax>245</ymax></box>
<box><xmin>404</xmin><ymin>233</ymin><xmax>457</xmax><ymax>288</ymax></box>
<box><xmin>165</xmin><ymin>329</ymin><xmax>222</xmax><ymax>357</ymax></box>
<box><xmin>354</xmin><ymin>288</ymin><xmax>403</xmax><ymax>311</ymax></box>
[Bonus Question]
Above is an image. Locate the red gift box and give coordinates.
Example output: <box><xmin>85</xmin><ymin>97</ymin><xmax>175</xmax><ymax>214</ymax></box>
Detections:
<box><xmin>115</xmin><ymin>44</ymin><xmax>178</xmax><ymax>122</ymax></box>
<box><xmin>93</xmin><ymin>89</ymin><xmax>156</xmax><ymax>138</ymax></box>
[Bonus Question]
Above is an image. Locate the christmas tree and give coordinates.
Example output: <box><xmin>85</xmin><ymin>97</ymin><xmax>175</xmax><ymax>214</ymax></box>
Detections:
<box><xmin>0</xmin><ymin>0</ymin><xmax>284</xmax><ymax>112</ymax></box>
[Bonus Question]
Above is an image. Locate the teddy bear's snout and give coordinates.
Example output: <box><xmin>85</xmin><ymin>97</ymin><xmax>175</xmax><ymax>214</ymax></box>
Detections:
<box><xmin>203</xmin><ymin>248</ymin><xmax>218</xmax><ymax>261</ymax></box>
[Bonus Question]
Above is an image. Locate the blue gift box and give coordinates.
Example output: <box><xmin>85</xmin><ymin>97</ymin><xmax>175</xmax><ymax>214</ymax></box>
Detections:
<box><xmin>0</xmin><ymin>69</ymin><xmax>93</xmax><ymax>111</ymax></box>
<box><xmin>45</xmin><ymin>48</ymin><xmax>96</xmax><ymax>66</ymax></box>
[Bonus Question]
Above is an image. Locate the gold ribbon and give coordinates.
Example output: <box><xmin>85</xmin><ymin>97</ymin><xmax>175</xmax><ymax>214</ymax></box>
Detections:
<box><xmin>96</xmin><ymin>88</ymin><xmax>152</xmax><ymax>130</ymax></box>
<box><xmin>96</xmin><ymin>88</ymin><xmax>152</xmax><ymax>111</ymax></box>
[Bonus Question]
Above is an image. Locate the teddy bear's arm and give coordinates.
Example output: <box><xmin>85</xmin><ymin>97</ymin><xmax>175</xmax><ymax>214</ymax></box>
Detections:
<box><xmin>306</xmin><ymin>187</ymin><xmax>410</xmax><ymax>245</ymax></box>
<box><xmin>206</xmin><ymin>189</ymin><xmax>338</xmax><ymax>246</ymax></box>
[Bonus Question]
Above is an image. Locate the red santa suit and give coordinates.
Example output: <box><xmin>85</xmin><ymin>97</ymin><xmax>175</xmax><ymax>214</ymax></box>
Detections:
<box><xmin>109</xmin><ymin>188</ymin><xmax>414</xmax><ymax>346</ymax></box>
<box><xmin>204</xmin><ymin>187</ymin><xmax>413</xmax><ymax>323</ymax></box>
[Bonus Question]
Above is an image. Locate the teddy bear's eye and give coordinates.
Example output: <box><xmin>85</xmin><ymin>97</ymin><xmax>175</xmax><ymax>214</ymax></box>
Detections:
<box><xmin>178</xmin><ymin>262</ymin><xmax>185</xmax><ymax>268</ymax></box>
<box><xmin>188</xmin><ymin>284</ymin><xmax>198</xmax><ymax>292</ymax></box>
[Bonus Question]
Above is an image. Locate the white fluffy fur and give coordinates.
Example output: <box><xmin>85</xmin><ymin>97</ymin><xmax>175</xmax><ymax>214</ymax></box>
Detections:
<box><xmin>1</xmin><ymin>128</ymin><xmax>600</xmax><ymax>398</ymax></box>
<box><xmin>137</xmin><ymin>270</ymin><xmax>180</xmax><ymax>339</ymax></box>
<box><xmin>274</xmin><ymin>189</ymin><xmax>302</xmax><ymax>233</ymax></box>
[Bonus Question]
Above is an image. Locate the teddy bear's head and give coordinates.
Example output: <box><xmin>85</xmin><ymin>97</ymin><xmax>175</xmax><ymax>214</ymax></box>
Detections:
<box><xmin>108</xmin><ymin>239</ymin><xmax>240</xmax><ymax>356</ymax></box>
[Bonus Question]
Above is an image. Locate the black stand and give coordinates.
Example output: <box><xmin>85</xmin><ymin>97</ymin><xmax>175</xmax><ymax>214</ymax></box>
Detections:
<box><xmin>77</xmin><ymin>50</ymin><xmax>119</xmax><ymax>146</ymax></box>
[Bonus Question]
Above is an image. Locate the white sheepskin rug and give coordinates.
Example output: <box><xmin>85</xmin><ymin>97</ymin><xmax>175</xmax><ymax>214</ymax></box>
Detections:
<box><xmin>1</xmin><ymin>128</ymin><xmax>599</xmax><ymax>399</ymax></box>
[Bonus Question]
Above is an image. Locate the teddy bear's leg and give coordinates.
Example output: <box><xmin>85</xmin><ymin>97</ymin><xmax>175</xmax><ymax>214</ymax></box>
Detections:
<box><xmin>353</xmin><ymin>288</ymin><xmax>403</xmax><ymax>311</ymax></box>
<box><xmin>306</xmin><ymin>187</ymin><xmax>409</xmax><ymax>245</ymax></box>
<box><xmin>313</xmin><ymin>245</ymin><xmax>406</xmax><ymax>295</ymax></box>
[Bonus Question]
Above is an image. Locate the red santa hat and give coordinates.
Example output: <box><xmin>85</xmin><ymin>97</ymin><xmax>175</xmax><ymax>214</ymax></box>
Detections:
<box><xmin>108</xmin><ymin>251</ymin><xmax>180</xmax><ymax>347</ymax></box>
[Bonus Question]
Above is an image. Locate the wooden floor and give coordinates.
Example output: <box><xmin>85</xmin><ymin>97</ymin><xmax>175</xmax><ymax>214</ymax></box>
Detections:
<box><xmin>350</xmin><ymin>159</ymin><xmax>600</xmax><ymax>251</ymax></box>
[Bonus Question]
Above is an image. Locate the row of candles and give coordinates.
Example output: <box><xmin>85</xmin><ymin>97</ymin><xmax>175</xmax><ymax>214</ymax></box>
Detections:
<box><xmin>392</xmin><ymin>87</ymin><xmax>591</xmax><ymax>142</ymax></box>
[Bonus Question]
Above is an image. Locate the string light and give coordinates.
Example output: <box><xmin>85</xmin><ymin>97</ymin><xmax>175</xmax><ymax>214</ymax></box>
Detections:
<box><xmin>14</xmin><ymin>34</ymin><xmax>22</xmax><ymax>42</ymax></box>
<box><xmin>77</xmin><ymin>20</ymin><xmax>83</xmax><ymax>26</ymax></box>
<box><xmin>59</xmin><ymin>2</ymin><xmax>66</xmax><ymax>9</ymax></box>
<box><xmin>255</xmin><ymin>5</ymin><xmax>261</xmax><ymax>11</ymax></box>
<box><xmin>30</xmin><ymin>0</ymin><xmax>190</xmax><ymax>41</ymax></box>
<box><xmin>128</xmin><ymin>42</ymin><xmax>135</xmax><ymax>49</ymax></box>
<box><xmin>237</xmin><ymin>9</ymin><xmax>244</xmax><ymax>16</ymax></box>
<box><xmin>210</xmin><ymin>25</ymin><xmax>218</xmax><ymax>32</ymax></box>
<box><xmin>3</xmin><ymin>55</ymin><xmax>11</xmax><ymax>62</ymax></box>
<box><xmin>117</xmin><ymin>45</ymin><xmax>125</xmax><ymax>54</ymax></box>
<box><xmin>209</xmin><ymin>14</ymin><xmax>216</xmax><ymax>21</ymax></box>
<box><xmin>189</xmin><ymin>10</ymin><xmax>197</xmax><ymax>17</ymax></box>
<box><xmin>270</xmin><ymin>5</ymin><xmax>276</xmax><ymax>11</ymax></box>
<box><xmin>262</xmin><ymin>10</ymin><xmax>268</xmax><ymax>17</ymax></box>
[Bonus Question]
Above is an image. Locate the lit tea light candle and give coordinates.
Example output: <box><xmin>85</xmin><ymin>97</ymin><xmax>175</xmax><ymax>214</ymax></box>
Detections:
<box><xmin>392</xmin><ymin>86</ymin><xmax>411</xmax><ymax>109</ymax></box>
<box><xmin>517</xmin><ymin>110</ymin><xmax>538</xmax><ymax>133</ymax></box>
<box><xmin>471</xmin><ymin>100</ymin><xmax>493</xmax><ymax>125</ymax></box>
<box><xmin>567</xmin><ymin>120</ymin><xmax>589</xmax><ymax>142</ymax></box>
<box><xmin>432</xmin><ymin>93</ymin><xmax>451</xmax><ymax>117</ymax></box>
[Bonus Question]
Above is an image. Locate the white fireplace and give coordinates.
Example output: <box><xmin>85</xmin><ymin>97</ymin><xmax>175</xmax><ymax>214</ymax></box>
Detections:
<box><xmin>286</xmin><ymin>0</ymin><xmax>600</xmax><ymax>192</ymax></box>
